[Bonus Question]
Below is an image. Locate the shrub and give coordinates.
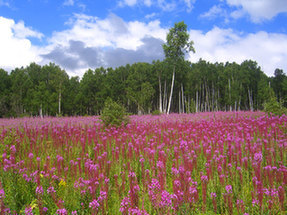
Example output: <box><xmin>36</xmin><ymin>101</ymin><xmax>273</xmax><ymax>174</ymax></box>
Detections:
<box><xmin>264</xmin><ymin>97</ymin><xmax>287</xmax><ymax>116</ymax></box>
<box><xmin>151</xmin><ymin>110</ymin><xmax>161</xmax><ymax>115</ymax></box>
<box><xmin>100</xmin><ymin>98</ymin><xmax>129</xmax><ymax>127</ymax></box>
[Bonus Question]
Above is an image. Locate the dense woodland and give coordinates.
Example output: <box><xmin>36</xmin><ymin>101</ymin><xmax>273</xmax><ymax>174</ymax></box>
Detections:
<box><xmin>0</xmin><ymin>59</ymin><xmax>286</xmax><ymax>118</ymax></box>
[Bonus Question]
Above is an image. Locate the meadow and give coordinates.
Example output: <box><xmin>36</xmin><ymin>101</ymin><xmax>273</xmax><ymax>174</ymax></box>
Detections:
<box><xmin>0</xmin><ymin>111</ymin><xmax>286</xmax><ymax>214</ymax></box>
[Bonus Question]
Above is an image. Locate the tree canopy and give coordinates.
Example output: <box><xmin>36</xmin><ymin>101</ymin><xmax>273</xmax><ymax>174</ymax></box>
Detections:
<box><xmin>0</xmin><ymin>59</ymin><xmax>286</xmax><ymax>118</ymax></box>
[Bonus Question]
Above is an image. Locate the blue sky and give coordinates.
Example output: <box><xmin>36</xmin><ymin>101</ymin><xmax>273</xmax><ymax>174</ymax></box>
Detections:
<box><xmin>0</xmin><ymin>0</ymin><xmax>287</xmax><ymax>77</ymax></box>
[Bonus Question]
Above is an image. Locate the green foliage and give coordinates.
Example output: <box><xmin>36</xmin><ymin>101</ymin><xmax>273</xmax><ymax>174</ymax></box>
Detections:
<box><xmin>0</xmin><ymin>52</ymin><xmax>287</xmax><ymax>116</ymax></box>
<box><xmin>264</xmin><ymin>97</ymin><xmax>287</xmax><ymax>116</ymax></box>
<box><xmin>163</xmin><ymin>21</ymin><xmax>195</xmax><ymax>63</ymax></box>
<box><xmin>185</xmin><ymin>99</ymin><xmax>196</xmax><ymax>113</ymax></box>
<box><xmin>100</xmin><ymin>98</ymin><xmax>129</xmax><ymax>127</ymax></box>
<box><xmin>151</xmin><ymin>110</ymin><xmax>161</xmax><ymax>115</ymax></box>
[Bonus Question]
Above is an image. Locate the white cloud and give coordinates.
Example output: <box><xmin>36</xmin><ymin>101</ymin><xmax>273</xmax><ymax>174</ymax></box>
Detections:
<box><xmin>200</xmin><ymin>5</ymin><xmax>224</xmax><ymax>19</ymax></box>
<box><xmin>188</xmin><ymin>27</ymin><xmax>287</xmax><ymax>76</ymax></box>
<box><xmin>12</xmin><ymin>20</ymin><xmax>44</xmax><ymax>39</ymax></box>
<box><xmin>144</xmin><ymin>0</ymin><xmax>152</xmax><ymax>7</ymax></box>
<box><xmin>183</xmin><ymin>0</ymin><xmax>196</xmax><ymax>12</ymax></box>
<box><xmin>119</xmin><ymin>0</ymin><xmax>138</xmax><ymax>7</ymax></box>
<box><xmin>230</xmin><ymin>9</ymin><xmax>245</xmax><ymax>19</ymax></box>
<box><xmin>157</xmin><ymin>0</ymin><xmax>176</xmax><ymax>11</ymax></box>
<box><xmin>1</xmin><ymin>14</ymin><xmax>286</xmax><ymax>77</ymax></box>
<box><xmin>226</xmin><ymin>0</ymin><xmax>287</xmax><ymax>22</ymax></box>
<box><xmin>0</xmin><ymin>0</ymin><xmax>9</xmax><ymax>7</ymax></box>
<box><xmin>145</xmin><ymin>12</ymin><xmax>157</xmax><ymax>19</ymax></box>
<box><xmin>41</xmin><ymin>13</ymin><xmax>167</xmax><ymax>76</ymax></box>
<box><xmin>47</xmin><ymin>13</ymin><xmax>166</xmax><ymax>50</ymax></box>
<box><xmin>0</xmin><ymin>16</ymin><xmax>42</xmax><ymax>70</ymax></box>
<box><xmin>43</xmin><ymin>14</ymin><xmax>287</xmax><ymax>77</ymax></box>
<box><xmin>63</xmin><ymin>0</ymin><xmax>74</xmax><ymax>6</ymax></box>
<box><xmin>118</xmin><ymin>0</ymin><xmax>195</xmax><ymax>12</ymax></box>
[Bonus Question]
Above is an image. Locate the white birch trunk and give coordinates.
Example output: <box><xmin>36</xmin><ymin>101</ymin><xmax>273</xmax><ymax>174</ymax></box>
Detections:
<box><xmin>58</xmin><ymin>88</ymin><xmax>61</xmax><ymax>115</ymax></box>
<box><xmin>248</xmin><ymin>87</ymin><xmax>254</xmax><ymax>111</ymax></box>
<box><xmin>196</xmin><ymin>90</ymin><xmax>198</xmax><ymax>113</ymax></box>
<box><xmin>40</xmin><ymin>103</ymin><xmax>43</xmax><ymax>118</ymax></box>
<box><xmin>179</xmin><ymin>90</ymin><xmax>181</xmax><ymax>113</ymax></box>
<box><xmin>159</xmin><ymin>75</ymin><xmax>163</xmax><ymax>113</ymax></box>
<box><xmin>228</xmin><ymin>78</ymin><xmax>232</xmax><ymax>111</ymax></box>
<box><xmin>163</xmin><ymin>80</ymin><xmax>167</xmax><ymax>113</ymax></box>
<box><xmin>167</xmin><ymin>66</ymin><xmax>175</xmax><ymax>114</ymax></box>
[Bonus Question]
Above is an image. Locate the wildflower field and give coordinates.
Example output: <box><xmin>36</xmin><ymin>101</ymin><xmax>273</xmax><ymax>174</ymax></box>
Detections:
<box><xmin>0</xmin><ymin>112</ymin><xmax>286</xmax><ymax>214</ymax></box>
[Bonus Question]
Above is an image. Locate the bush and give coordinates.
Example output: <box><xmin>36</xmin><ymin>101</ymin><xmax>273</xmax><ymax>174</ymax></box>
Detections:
<box><xmin>100</xmin><ymin>98</ymin><xmax>129</xmax><ymax>127</ymax></box>
<box><xmin>264</xmin><ymin>97</ymin><xmax>287</xmax><ymax>116</ymax></box>
<box><xmin>151</xmin><ymin>110</ymin><xmax>161</xmax><ymax>115</ymax></box>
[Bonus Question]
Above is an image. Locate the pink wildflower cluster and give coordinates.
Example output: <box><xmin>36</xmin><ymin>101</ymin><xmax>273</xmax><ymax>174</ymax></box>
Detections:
<box><xmin>0</xmin><ymin>112</ymin><xmax>286</xmax><ymax>214</ymax></box>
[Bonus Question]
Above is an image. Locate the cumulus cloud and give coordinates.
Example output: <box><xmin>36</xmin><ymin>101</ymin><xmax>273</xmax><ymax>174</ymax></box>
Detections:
<box><xmin>42</xmin><ymin>37</ymin><xmax>164</xmax><ymax>73</ymax></box>
<box><xmin>225</xmin><ymin>0</ymin><xmax>287</xmax><ymax>22</ymax></box>
<box><xmin>41</xmin><ymin>14</ymin><xmax>166</xmax><ymax>76</ymax></box>
<box><xmin>0</xmin><ymin>16</ymin><xmax>42</xmax><ymax>70</ymax></box>
<box><xmin>104</xmin><ymin>37</ymin><xmax>164</xmax><ymax>67</ymax></box>
<box><xmin>1</xmin><ymin>13</ymin><xmax>286</xmax><ymax>78</ymax></box>
<box><xmin>188</xmin><ymin>27</ymin><xmax>287</xmax><ymax>76</ymax></box>
<box><xmin>12</xmin><ymin>20</ymin><xmax>44</xmax><ymax>39</ymax></box>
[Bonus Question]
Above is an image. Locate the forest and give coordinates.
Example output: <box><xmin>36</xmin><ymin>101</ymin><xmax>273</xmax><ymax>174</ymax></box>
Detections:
<box><xmin>0</xmin><ymin>21</ymin><xmax>287</xmax><ymax>118</ymax></box>
<box><xmin>0</xmin><ymin>59</ymin><xmax>286</xmax><ymax>118</ymax></box>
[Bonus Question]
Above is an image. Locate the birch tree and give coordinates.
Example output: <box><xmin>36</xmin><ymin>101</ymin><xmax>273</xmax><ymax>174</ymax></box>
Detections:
<box><xmin>163</xmin><ymin>21</ymin><xmax>195</xmax><ymax>114</ymax></box>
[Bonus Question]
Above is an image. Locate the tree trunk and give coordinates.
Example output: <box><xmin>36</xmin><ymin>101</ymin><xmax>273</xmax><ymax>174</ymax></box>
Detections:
<box><xmin>248</xmin><ymin>87</ymin><xmax>253</xmax><ymax>111</ymax></box>
<box><xmin>196</xmin><ymin>90</ymin><xmax>198</xmax><ymax>113</ymax></box>
<box><xmin>163</xmin><ymin>80</ymin><xmax>167</xmax><ymax>113</ymax></box>
<box><xmin>58</xmin><ymin>88</ymin><xmax>61</xmax><ymax>116</ymax></box>
<box><xmin>181</xmin><ymin>83</ymin><xmax>184</xmax><ymax>113</ymax></box>
<box><xmin>167</xmin><ymin>66</ymin><xmax>175</xmax><ymax>114</ymax></box>
<box><xmin>159</xmin><ymin>75</ymin><xmax>163</xmax><ymax>113</ymax></box>
<box><xmin>188</xmin><ymin>95</ymin><xmax>190</xmax><ymax>113</ymax></box>
<box><xmin>40</xmin><ymin>103</ymin><xmax>43</xmax><ymax>118</ymax></box>
<box><xmin>179</xmin><ymin>90</ymin><xmax>181</xmax><ymax>113</ymax></box>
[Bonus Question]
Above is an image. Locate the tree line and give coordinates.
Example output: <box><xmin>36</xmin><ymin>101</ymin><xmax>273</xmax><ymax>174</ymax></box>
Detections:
<box><xmin>0</xmin><ymin>59</ymin><xmax>286</xmax><ymax>118</ymax></box>
<box><xmin>0</xmin><ymin>21</ymin><xmax>287</xmax><ymax>118</ymax></box>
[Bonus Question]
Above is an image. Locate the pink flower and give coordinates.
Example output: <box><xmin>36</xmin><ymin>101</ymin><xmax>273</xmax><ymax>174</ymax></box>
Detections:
<box><xmin>120</xmin><ymin>196</ymin><xmax>131</xmax><ymax>213</ymax></box>
<box><xmin>252</xmin><ymin>199</ymin><xmax>259</xmax><ymax>206</ymax></box>
<box><xmin>210</xmin><ymin>192</ymin><xmax>216</xmax><ymax>198</ymax></box>
<box><xmin>128</xmin><ymin>207</ymin><xmax>149</xmax><ymax>215</ymax></box>
<box><xmin>25</xmin><ymin>207</ymin><xmax>33</xmax><ymax>215</ymax></box>
<box><xmin>201</xmin><ymin>175</ymin><xmax>208</xmax><ymax>182</ymax></box>
<box><xmin>225</xmin><ymin>185</ymin><xmax>232</xmax><ymax>194</ymax></box>
<box><xmin>0</xmin><ymin>189</ymin><xmax>5</xmax><ymax>199</ymax></box>
<box><xmin>159</xmin><ymin>190</ymin><xmax>173</xmax><ymax>208</ymax></box>
<box><xmin>28</xmin><ymin>153</ymin><xmax>34</xmax><ymax>159</ymax></box>
<box><xmin>89</xmin><ymin>199</ymin><xmax>100</xmax><ymax>210</ymax></box>
<box><xmin>254</xmin><ymin>153</ymin><xmax>262</xmax><ymax>162</ymax></box>
<box><xmin>56</xmin><ymin>208</ymin><xmax>67</xmax><ymax>215</ymax></box>
<box><xmin>47</xmin><ymin>186</ymin><xmax>56</xmax><ymax>194</ymax></box>
<box><xmin>36</xmin><ymin>186</ymin><xmax>44</xmax><ymax>195</ymax></box>
<box><xmin>98</xmin><ymin>191</ymin><xmax>107</xmax><ymax>202</ymax></box>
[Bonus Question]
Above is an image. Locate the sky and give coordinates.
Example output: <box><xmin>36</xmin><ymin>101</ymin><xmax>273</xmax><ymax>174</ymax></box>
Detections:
<box><xmin>0</xmin><ymin>0</ymin><xmax>287</xmax><ymax>77</ymax></box>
